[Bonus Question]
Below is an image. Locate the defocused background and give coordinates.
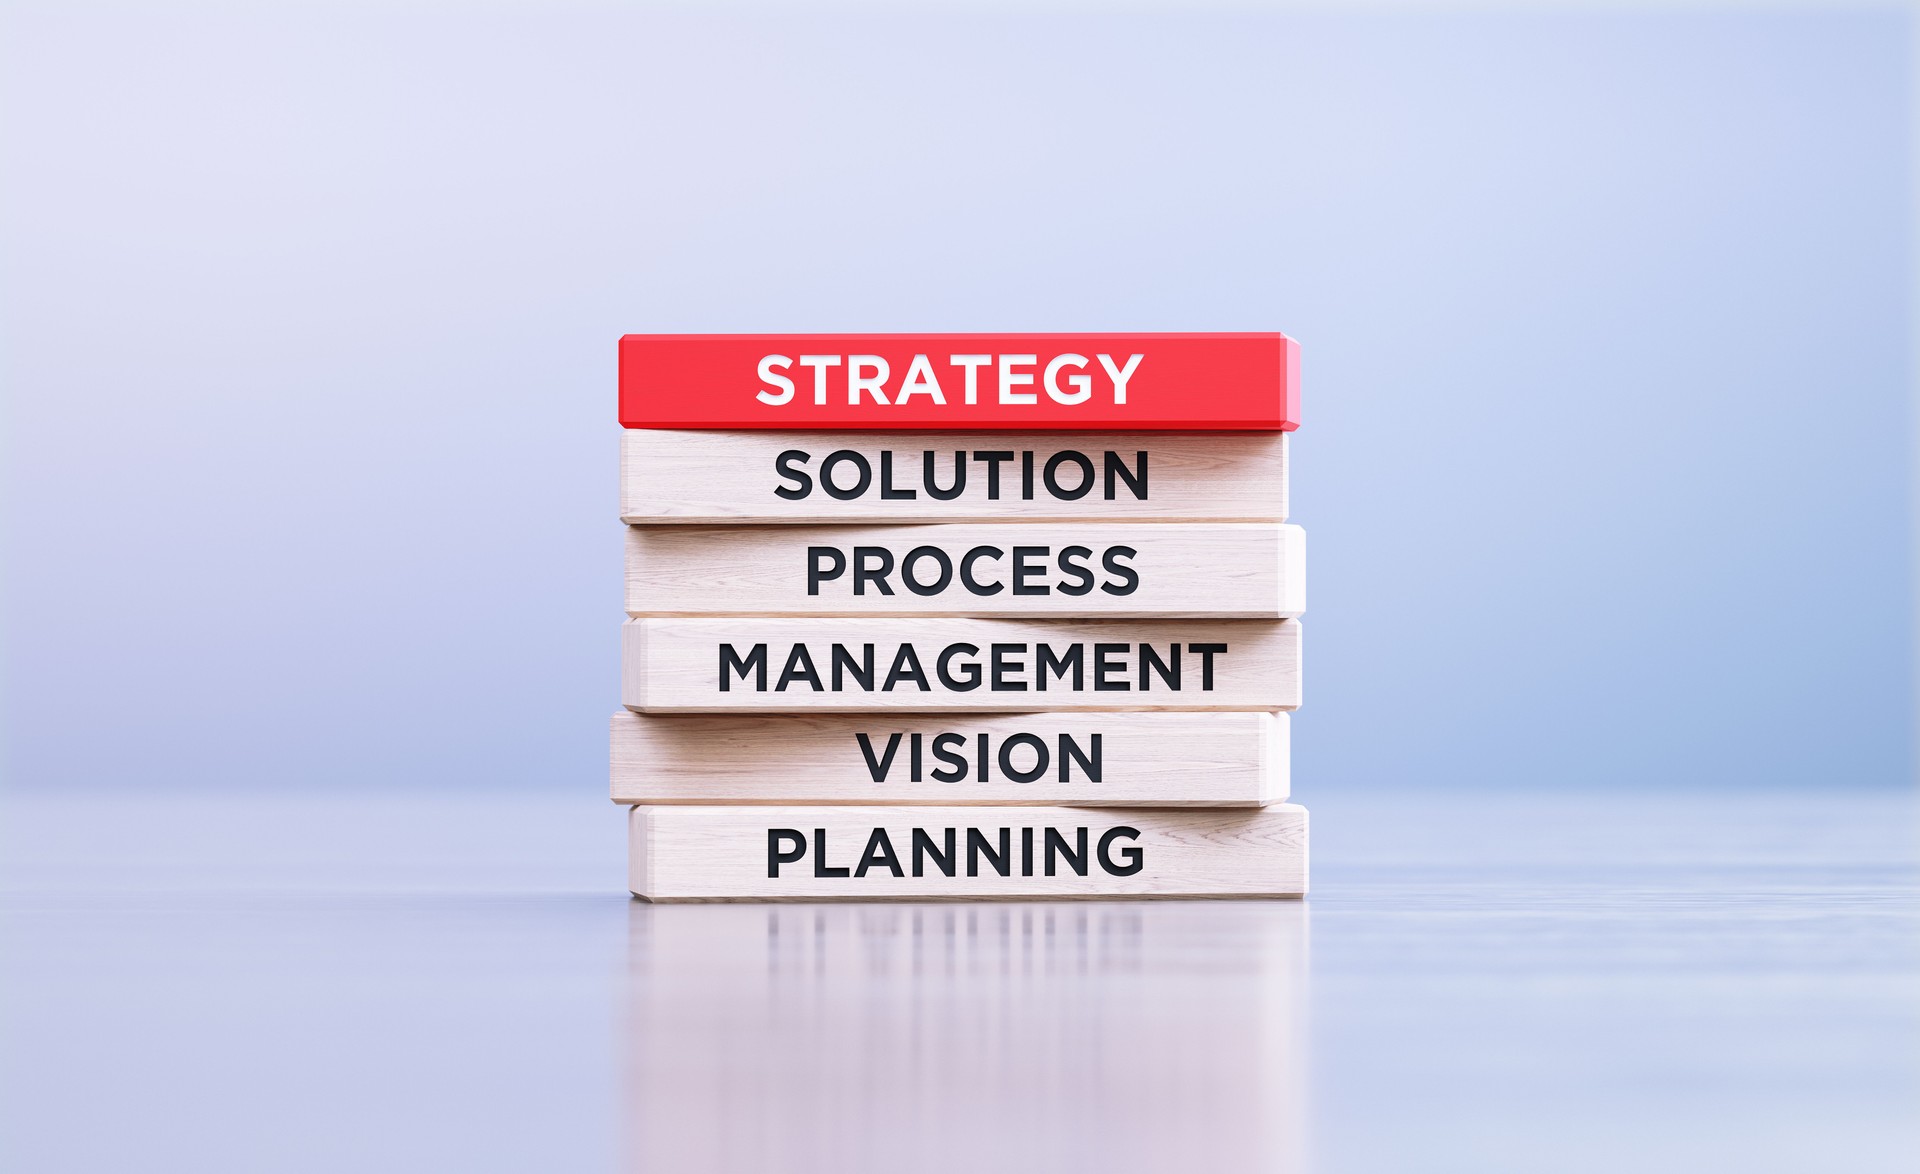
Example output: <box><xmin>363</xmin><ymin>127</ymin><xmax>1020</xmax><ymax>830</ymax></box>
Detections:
<box><xmin>3</xmin><ymin>0</ymin><xmax>1910</xmax><ymax>799</ymax></box>
<box><xmin>2</xmin><ymin>4</ymin><xmax>1915</xmax><ymax>1174</ymax></box>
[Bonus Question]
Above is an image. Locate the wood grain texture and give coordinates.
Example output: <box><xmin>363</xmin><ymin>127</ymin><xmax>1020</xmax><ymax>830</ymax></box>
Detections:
<box><xmin>610</xmin><ymin>711</ymin><xmax>1286</xmax><ymax>806</ymax></box>
<box><xmin>619</xmin><ymin>429</ymin><xmax>1288</xmax><ymax>523</ymax></box>
<box><xmin>629</xmin><ymin>803</ymin><xmax>1308</xmax><ymax>901</ymax></box>
<box><xmin>622</xmin><ymin>617</ymin><xmax>1302</xmax><ymax>713</ymax></box>
<box><xmin>625</xmin><ymin>523</ymin><xmax>1304</xmax><ymax>618</ymax></box>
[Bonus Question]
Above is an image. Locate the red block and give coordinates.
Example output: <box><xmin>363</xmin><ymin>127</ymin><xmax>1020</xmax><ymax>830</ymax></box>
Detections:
<box><xmin>619</xmin><ymin>333</ymin><xmax>1299</xmax><ymax>431</ymax></box>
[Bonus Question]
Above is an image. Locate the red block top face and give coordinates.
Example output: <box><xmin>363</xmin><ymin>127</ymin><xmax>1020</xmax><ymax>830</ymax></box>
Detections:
<box><xmin>618</xmin><ymin>333</ymin><xmax>1299</xmax><ymax>431</ymax></box>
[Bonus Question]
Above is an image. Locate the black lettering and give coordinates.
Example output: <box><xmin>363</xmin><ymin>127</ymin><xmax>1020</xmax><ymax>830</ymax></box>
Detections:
<box><xmin>1139</xmin><ymin>643</ymin><xmax>1180</xmax><ymax>691</ymax></box>
<box><xmin>1104</xmin><ymin>450</ymin><xmax>1148</xmax><ymax>500</ymax></box>
<box><xmin>855</xmin><ymin>732</ymin><xmax>901</xmax><ymax>781</ymax></box>
<box><xmin>852</xmin><ymin>547</ymin><xmax>896</xmax><ymax>596</ymax></box>
<box><xmin>882</xmin><ymin>644</ymin><xmax>929</xmax><ymax>691</ymax></box>
<box><xmin>930</xmin><ymin>733</ymin><xmax>967</xmax><ymax>782</ymax></box>
<box><xmin>924</xmin><ymin>451</ymin><xmax>966</xmax><ymax>500</ymax></box>
<box><xmin>806</xmin><ymin>547</ymin><xmax>847</xmax><ymax>595</ymax></box>
<box><xmin>1094</xmin><ymin>643</ymin><xmax>1130</xmax><ymax>691</ymax></box>
<box><xmin>1037</xmin><ymin>644</ymin><xmax>1083</xmax><ymax>691</ymax></box>
<box><xmin>1059</xmin><ymin>733</ymin><xmax>1101</xmax><ymax>782</ymax></box>
<box><xmin>814</xmin><ymin>828</ymin><xmax>850</xmax><ymax>877</ymax></box>
<box><xmin>977</xmin><ymin>732</ymin><xmax>989</xmax><ymax>782</ymax></box>
<box><xmin>1045</xmin><ymin>827</ymin><xmax>1088</xmax><ymax>876</ymax></box>
<box><xmin>912</xmin><ymin>828</ymin><xmax>956</xmax><ymax>877</ymax></box>
<box><xmin>1043</xmin><ymin>450</ymin><xmax>1095</xmax><ymax>499</ymax></box>
<box><xmin>973</xmin><ymin>450</ymin><xmax>1013</xmax><ymax>499</ymax></box>
<box><xmin>1056</xmin><ymin>546</ymin><xmax>1094</xmax><ymax>596</ymax></box>
<box><xmin>854</xmin><ymin>828</ymin><xmax>904</xmax><ymax>877</ymax></box>
<box><xmin>774</xmin><ymin>450</ymin><xmax>813</xmax><ymax>500</ymax></box>
<box><xmin>775</xmin><ymin>645</ymin><xmax>822</xmax><ymax>692</ymax></box>
<box><xmin>990</xmin><ymin>643</ymin><xmax>1028</xmax><ymax>692</ymax></box>
<box><xmin>768</xmin><ymin>828</ymin><xmax>806</xmax><ymax>877</ymax></box>
<box><xmin>833</xmin><ymin>643</ymin><xmax>875</xmax><ymax>691</ymax></box>
<box><xmin>1100</xmin><ymin>546</ymin><xmax>1139</xmax><ymax>595</ymax></box>
<box><xmin>901</xmin><ymin>546</ymin><xmax>953</xmax><ymax>595</ymax></box>
<box><xmin>1189</xmin><ymin>642</ymin><xmax>1228</xmax><ymax>690</ymax></box>
<box><xmin>938</xmin><ymin>643</ymin><xmax>982</xmax><ymax>691</ymax></box>
<box><xmin>967</xmin><ymin>827</ymin><xmax>1011</xmax><ymax>877</ymax></box>
<box><xmin>1098</xmin><ymin>826</ymin><xmax>1144</xmax><ymax>875</ymax></box>
<box><xmin>1011</xmin><ymin>546</ymin><xmax>1049</xmax><ymax>596</ymax></box>
<box><xmin>879</xmin><ymin>451</ymin><xmax>916</xmax><ymax>499</ymax></box>
<box><xmin>1021</xmin><ymin>450</ymin><xmax>1035</xmax><ymax>500</ymax></box>
<box><xmin>820</xmin><ymin>450</ymin><xmax>872</xmax><ymax>499</ymax></box>
<box><xmin>1021</xmin><ymin>827</ymin><xmax>1034</xmax><ymax>876</ymax></box>
<box><xmin>720</xmin><ymin>643</ymin><xmax>767</xmax><ymax>691</ymax></box>
<box><xmin>999</xmin><ymin>733</ymin><xmax>1048</xmax><ymax>783</ymax></box>
<box><xmin>960</xmin><ymin>546</ymin><xmax>1004</xmax><ymax>595</ymax></box>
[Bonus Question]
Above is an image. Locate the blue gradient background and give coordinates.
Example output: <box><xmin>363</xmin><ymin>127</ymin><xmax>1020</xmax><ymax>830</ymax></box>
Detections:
<box><xmin>3</xmin><ymin>2</ymin><xmax>1912</xmax><ymax>797</ymax></box>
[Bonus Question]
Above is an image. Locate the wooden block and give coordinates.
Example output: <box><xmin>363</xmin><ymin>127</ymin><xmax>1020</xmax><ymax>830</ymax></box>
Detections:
<box><xmin>620</xmin><ymin>333</ymin><xmax>1299</xmax><ymax>430</ymax></box>
<box><xmin>619</xmin><ymin>429</ymin><xmax>1288</xmax><ymax>524</ymax></box>
<box><xmin>629</xmin><ymin>803</ymin><xmax>1308</xmax><ymax>901</ymax></box>
<box><xmin>610</xmin><ymin>711</ymin><xmax>1286</xmax><ymax>806</ymax></box>
<box><xmin>625</xmin><ymin>523</ymin><xmax>1304</xmax><ymax>619</ymax></box>
<box><xmin>622</xmin><ymin>617</ymin><xmax>1302</xmax><ymax>713</ymax></box>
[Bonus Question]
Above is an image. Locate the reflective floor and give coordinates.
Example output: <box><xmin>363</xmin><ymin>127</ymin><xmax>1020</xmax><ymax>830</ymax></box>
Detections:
<box><xmin>3</xmin><ymin>789</ymin><xmax>1915</xmax><ymax>1173</ymax></box>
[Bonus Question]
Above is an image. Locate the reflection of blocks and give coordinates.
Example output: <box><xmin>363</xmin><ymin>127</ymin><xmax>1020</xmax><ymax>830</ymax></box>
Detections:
<box><xmin>624</xmin><ymin>900</ymin><xmax>1308</xmax><ymax>1167</ymax></box>
<box><xmin>611</xmin><ymin>332</ymin><xmax>1308</xmax><ymax>901</ymax></box>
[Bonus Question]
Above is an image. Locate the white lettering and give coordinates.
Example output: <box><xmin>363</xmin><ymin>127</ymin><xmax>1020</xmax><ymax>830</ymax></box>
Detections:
<box><xmin>1097</xmin><ymin>353</ymin><xmax>1144</xmax><ymax>405</ymax></box>
<box><xmin>755</xmin><ymin>354</ymin><xmax>795</xmax><ymax>406</ymax></box>
<box><xmin>762</xmin><ymin>352</ymin><xmax>1148</xmax><ymax>411</ymax></box>
<box><xmin>1043</xmin><ymin>353</ymin><xmax>1091</xmax><ymax>405</ymax></box>
<box><xmin>798</xmin><ymin>355</ymin><xmax>842</xmax><ymax>406</ymax></box>
<box><xmin>998</xmin><ymin>354</ymin><xmax>1037</xmax><ymax>405</ymax></box>
<box><xmin>949</xmin><ymin>355</ymin><xmax>991</xmax><ymax>405</ymax></box>
<box><xmin>847</xmin><ymin>355</ymin><xmax>891</xmax><ymax>405</ymax></box>
<box><xmin>895</xmin><ymin>354</ymin><xmax>946</xmax><ymax>404</ymax></box>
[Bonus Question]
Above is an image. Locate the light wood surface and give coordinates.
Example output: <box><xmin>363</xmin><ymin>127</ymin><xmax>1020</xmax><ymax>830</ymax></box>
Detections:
<box><xmin>625</xmin><ymin>523</ymin><xmax>1304</xmax><ymax>618</ymax></box>
<box><xmin>622</xmin><ymin>617</ymin><xmax>1302</xmax><ymax>712</ymax></box>
<box><xmin>620</xmin><ymin>429</ymin><xmax>1288</xmax><ymax>523</ymax></box>
<box><xmin>629</xmin><ymin>803</ymin><xmax>1308</xmax><ymax>900</ymax></box>
<box><xmin>610</xmin><ymin>711</ymin><xmax>1286</xmax><ymax>806</ymax></box>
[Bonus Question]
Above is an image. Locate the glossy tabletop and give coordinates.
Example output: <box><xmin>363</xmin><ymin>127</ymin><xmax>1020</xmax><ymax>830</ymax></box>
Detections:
<box><xmin>3</xmin><ymin>788</ymin><xmax>1915</xmax><ymax>1173</ymax></box>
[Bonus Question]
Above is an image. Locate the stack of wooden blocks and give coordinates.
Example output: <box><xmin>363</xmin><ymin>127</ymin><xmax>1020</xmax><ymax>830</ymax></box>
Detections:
<box><xmin>613</xmin><ymin>333</ymin><xmax>1305</xmax><ymax>900</ymax></box>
